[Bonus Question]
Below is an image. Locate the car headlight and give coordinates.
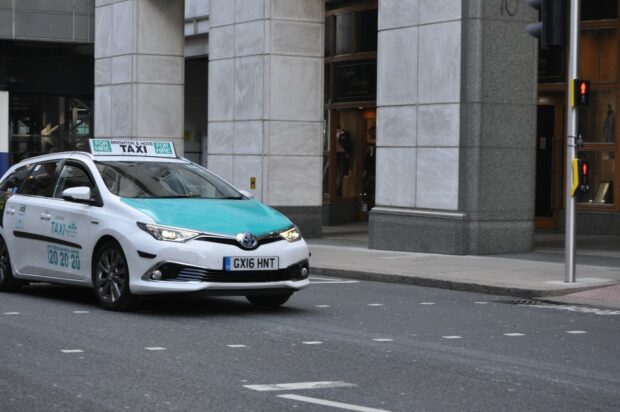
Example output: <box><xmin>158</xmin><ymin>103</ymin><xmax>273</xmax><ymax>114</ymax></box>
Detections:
<box><xmin>137</xmin><ymin>222</ymin><xmax>200</xmax><ymax>242</ymax></box>
<box><xmin>280</xmin><ymin>226</ymin><xmax>301</xmax><ymax>242</ymax></box>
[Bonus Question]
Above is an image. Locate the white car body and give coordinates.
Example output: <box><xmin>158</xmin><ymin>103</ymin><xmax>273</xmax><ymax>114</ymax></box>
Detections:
<box><xmin>0</xmin><ymin>149</ymin><xmax>310</xmax><ymax>307</ymax></box>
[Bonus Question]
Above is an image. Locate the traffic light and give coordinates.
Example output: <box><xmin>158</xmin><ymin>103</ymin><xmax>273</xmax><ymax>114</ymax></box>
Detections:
<box><xmin>526</xmin><ymin>0</ymin><xmax>567</xmax><ymax>49</ymax></box>
<box><xmin>572</xmin><ymin>79</ymin><xmax>590</xmax><ymax>107</ymax></box>
<box><xmin>571</xmin><ymin>159</ymin><xmax>590</xmax><ymax>196</ymax></box>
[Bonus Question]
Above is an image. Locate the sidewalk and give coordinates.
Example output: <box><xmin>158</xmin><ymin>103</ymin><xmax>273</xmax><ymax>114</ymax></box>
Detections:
<box><xmin>308</xmin><ymin>223</ymin><xmax>620</xmax><ymax>307</ymax></box>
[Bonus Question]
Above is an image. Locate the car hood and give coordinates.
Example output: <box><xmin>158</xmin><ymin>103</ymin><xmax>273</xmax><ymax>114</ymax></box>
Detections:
<box><xmin>121</xmin><ymin>198</ymin><xmax>293</xmax><ymax>236</ymax></box>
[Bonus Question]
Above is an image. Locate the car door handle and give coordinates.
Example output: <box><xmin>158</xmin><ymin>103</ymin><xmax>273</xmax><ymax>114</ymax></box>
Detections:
<box><xmin>40</xmin><ymin>213</ymin><xmax>52</xmax><ymax>221</ymax></box>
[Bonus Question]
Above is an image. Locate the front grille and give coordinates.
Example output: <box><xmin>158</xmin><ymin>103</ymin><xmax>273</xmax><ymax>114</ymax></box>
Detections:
<box><xmin>194</xmin><ymin>234</ymin><xmax>283</xmax><ymax>250</ymax></box>
<box><xmin>157</xmin><ymin>260</ymin><xmax>309</xmax><ymax>283</ymax></box>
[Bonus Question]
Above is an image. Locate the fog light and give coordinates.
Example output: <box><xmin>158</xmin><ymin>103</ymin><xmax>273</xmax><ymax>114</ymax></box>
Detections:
<box><xmin>150</xmin><ymin>270</ymin><xmax>163</xmax><ymax>280</ymax></box>
<box><xmin>301</xmin><ymin>267</ymin><xmax>309</xmax><ymax>278</ymax></box>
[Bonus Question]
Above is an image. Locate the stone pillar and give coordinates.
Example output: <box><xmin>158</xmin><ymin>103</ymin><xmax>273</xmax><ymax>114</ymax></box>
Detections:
<box><xmin>370</xmin><ymin>0</ymin><xmax>538</xmax><ymax>254</ymax></box>
<box><xmin>94</xmin><ymin>0</ymin><xmax>184</xmax><ymax>151</ymax></box>
<box><xmin>207</xmin><ymin>0</ymin><xmax>324</xmax><ymax>237</ymax></box>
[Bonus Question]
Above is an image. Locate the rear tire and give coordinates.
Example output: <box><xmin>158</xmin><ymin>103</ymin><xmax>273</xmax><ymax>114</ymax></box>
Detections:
<box><xmin>92</xmin><ymin>240</ymin><xmax>137</xmax><ymax>311</ymax></box>
<box><xmin>246</xmin><ymin>293</ymin><xmax>292</xmax><ymax>308</ymax></box>
<box><xmin>0</xmin><ymin>236</ymin><xmax>20</xmax><ymax>292</ymax></box>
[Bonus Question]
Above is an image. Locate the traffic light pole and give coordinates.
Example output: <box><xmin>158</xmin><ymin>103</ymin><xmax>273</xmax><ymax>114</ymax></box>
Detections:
<box><xmin>564</xmin><ymin>0</ymin><xmax>580</xmax><ymax>283</ymax></box>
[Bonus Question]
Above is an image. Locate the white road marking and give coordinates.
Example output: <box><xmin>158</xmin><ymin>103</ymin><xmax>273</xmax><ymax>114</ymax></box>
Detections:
<box><xmin>61</xmin><ymin>349</ymin><xmax>84</xmax><ymax>353</ymax></box>
<box><xmin>526</xmin><ymin>304</ymin><xmax>620</xmax><ymax>316</ymax></box>
<box><xmin>227</xmin><ymin>345</ymin><xmax>248</xmax><ymax>348</ymax></box>
<box><xmin>277</xmin><ymin>394</ymin><xmax>392</xmax><ymax>412</ymax></box>
<box><xmin>504</xmin><ymin>333</ymin><xmax>525</xmax><ymax>337</ymax></box>
<box><xmin>302</xmin><ymin>341</ymin><xmax>323</xmax><ymax>345</ymax></box>
<box><xmin>73</xmin><ymin>311</ymin><xmax>89</xmax><ymax>314</ymax></box>
<box><xmin>144</xmin><ymin>347</ymin><xmax>167</xmax><ymax>351</ymax></box>
<box><xmin>244</xmin><ymin>381</ymin><xmax>356</xmax><ymax>392</ymax></box>
<box><xmin>419</xmin><ymin>302</ymin><xmax>435</xmax><ymax>305</ymax></box>
<box><xmin>315</xmin><ymin>305</ymin><xmax>330</xmax><ymax>308</ymax></box>
<box><xmin>3</xmin><ymin>312</ymin><xmax>20</xmax><ymax>315</ymax></box>
<box><xmin>442</xmin><ymin>336</ymin><xmax>462</xmax><ymax>339</ymax></box>
<box><xmin>474</xmin><ymin>302</ymin><xmax>489</xmax><ymax>305</ymax></box>
<box><xmin>372</xmin><ymin>338</ymin><xmax>393</xmax><ymax>342</ymax></box>
<box><xmin>368</xmin><ymin>303</ymin><xmax>383</xmax><ymax>306</ymax></box>
<box><xmin>566</xmin><ymin>330</ymin><xmax>587</xmax><ymax>334</ymax></box>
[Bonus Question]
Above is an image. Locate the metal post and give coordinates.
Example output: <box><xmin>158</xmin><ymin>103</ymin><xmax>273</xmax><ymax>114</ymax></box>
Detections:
<box><xmin>564</xmin><ymin>0</ymin><xmax>580</xmax><ymax>283</ymax></box>
<box><xmin>0</xmin><ymin>91</ymin><xmax>9</xmax><ymax>177</ymax></box>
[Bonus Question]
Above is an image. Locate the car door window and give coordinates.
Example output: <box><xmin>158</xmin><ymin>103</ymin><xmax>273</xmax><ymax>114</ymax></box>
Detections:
<box><xmin>20</xmin><ymin>161</ymin><xmax>62</xmax><ymax>197</ymax></box>
<box><xmin>53</xmin><ymin>164</ymin><xmax>95</xmax><ymax>199</ymax></box>
<box><xmin>0</xmin><ymin>165</ymin><xmax>33</xmax><ymax>194</ymax></box>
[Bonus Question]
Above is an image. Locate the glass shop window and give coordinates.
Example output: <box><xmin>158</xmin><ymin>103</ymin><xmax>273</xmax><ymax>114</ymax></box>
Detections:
<box><xmin>325</xmin><ymin>16</ymin><xmax>333</xmax><ymax>57</ymax></box>
<box><xmin>357</xmin><ymin>9</ymin><xmax>378</xmax><ymax>52</ymax></box>
<box><xmin>581</xmin><ymin>0</ymin><xmax>617</xmax><ymax>21</ymax></box>
<box><xmin>576</xmin><ymin>151</ymin><xmax>616</xmax><ymax>205</ymax></box>
<box><xmin>580</xmin><ymin>29</ymin><xmax>617</xmax><ymax>82</ymax></box>
<box><xmin>578</xmin><ymin>89</ymin><xmax>616</xmax><ymax>144</ymax></box>
<box><xmin>336</xmin><ymin>13</ymin><xmax>353</xmax><ymax>55</ymax></box>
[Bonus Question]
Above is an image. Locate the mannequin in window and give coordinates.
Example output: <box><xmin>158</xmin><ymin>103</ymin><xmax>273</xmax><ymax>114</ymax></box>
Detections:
<box><xmin>336</xmin><ymin>126</ymin><xmax>353</xmax><ymax>196</ymax></box>
<box><xmin>603</xmin><ymin>104</ymin><xmax>615</xmax><ymax>143</ymax></box>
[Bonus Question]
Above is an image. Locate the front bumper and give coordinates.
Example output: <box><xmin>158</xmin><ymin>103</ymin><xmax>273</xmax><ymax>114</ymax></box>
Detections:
<box><xmin>124</xmin><ymin>230</ymin><xmax>310</xmax><ymax>295</ymax></box>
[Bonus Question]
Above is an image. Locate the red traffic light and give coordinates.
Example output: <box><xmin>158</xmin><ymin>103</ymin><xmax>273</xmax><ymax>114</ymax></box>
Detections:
<box><xmin>573</xmin><ymin>79</ymin><xmax>590</xmax><ymax>107</ymax></box>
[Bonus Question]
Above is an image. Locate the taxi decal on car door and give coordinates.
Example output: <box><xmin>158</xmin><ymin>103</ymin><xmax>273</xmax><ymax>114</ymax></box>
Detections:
<box><xmin>47</xmin><ymin>245</ymin><xmax>80</xmax><ymax>270</ymax></box>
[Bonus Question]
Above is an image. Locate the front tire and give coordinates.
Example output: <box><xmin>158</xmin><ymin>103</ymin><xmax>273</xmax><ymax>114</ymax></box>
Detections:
<box><xmin>246</xmin><ymin>293</ymin><xmax>292</xmax><ymax>308</ymax></box>
<box><xmin>0</xmin><ymin>236</ymin><xmax>20</xmax><ymax>292</ymax></box>
<box><xmin>93</xmin><ymin>240</ymin><xmax>137</xmax><ymax>311</ymax></box>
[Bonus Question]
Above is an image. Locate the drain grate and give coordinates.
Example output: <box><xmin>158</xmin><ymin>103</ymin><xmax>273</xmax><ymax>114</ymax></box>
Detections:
<box><xmin>496</xmin><ymin>299</ymin><xmax>542</xmax><ymax>306</ymax></box>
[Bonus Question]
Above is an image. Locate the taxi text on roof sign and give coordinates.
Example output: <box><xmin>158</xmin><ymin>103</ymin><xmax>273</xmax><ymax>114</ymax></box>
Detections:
<box><xmin>89</xmin><ymin>139</ymin><xmax>177</xmax><ymax>158</ymax></box>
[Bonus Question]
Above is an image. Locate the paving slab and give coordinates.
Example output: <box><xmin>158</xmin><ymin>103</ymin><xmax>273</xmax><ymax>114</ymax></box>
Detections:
<box><xmin>541</xmin><ymin>284</ymin><xmax>620</xmax><ymax>310</ymax></box>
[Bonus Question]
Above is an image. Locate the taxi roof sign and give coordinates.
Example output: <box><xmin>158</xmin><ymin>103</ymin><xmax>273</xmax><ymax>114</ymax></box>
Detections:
<box><xmin>89</xmin><ymin>139</ymin><xmax>177</xmax><ymax>158</ymax></box>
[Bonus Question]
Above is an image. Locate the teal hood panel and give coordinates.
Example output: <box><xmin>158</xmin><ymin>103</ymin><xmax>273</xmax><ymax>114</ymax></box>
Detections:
<box><xmin>121</xmin><ymin>198</ymin><xmax>292</xmax><ymax>236</ymax></box>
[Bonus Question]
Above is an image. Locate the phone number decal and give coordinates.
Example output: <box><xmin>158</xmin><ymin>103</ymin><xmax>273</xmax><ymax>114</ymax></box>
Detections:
<box><xmin>47</xmin><ymin>245</ymin><xmax>80</xmax><ymax>270</ymax></box>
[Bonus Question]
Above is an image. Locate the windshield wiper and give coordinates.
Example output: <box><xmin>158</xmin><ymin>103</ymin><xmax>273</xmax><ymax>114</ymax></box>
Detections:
<box><xmin>220</xmin><ymin>196</ymin><xmax>244</xmax><ymax>200</ymax></box>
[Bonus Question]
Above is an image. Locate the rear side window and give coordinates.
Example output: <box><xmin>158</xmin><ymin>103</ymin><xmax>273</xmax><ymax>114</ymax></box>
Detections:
<box><xmin>20</xmin><ymin>161</ymin><xmax>62</xmax><ymax>197</ymax></box>
<box><xmin>0</xmin><ymin>165</ymin><xmax>33</xmax><ymax>194</ymax></box>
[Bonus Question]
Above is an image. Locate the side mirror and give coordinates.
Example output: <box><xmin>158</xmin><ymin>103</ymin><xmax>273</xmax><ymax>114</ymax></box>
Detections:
<box><xmin>62</xmin><ymin>186</ymin><xmax>93</xmax><ymax>203</ymax></box>
<box><xmin>239</xmin><ymin>190</ymin><xmax>254</xmax><ymax>199</ymax></box>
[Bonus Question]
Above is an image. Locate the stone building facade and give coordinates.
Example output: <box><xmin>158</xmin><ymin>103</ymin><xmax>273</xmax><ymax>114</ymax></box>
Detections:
<box><xmin>1</xmin><ymin>0</ymin><xmax>619</xmax><ymax>255</ymax></box>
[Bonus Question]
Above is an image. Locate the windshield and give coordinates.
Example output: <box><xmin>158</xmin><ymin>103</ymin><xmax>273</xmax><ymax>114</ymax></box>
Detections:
<box><xmin>95</xmin><ymin>161</ymin><xmax>243</xmax><ymax>199</ymax></box>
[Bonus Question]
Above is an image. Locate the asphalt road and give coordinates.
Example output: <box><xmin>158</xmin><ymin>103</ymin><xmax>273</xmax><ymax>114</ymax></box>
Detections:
<box><xmin>1</xmin><ymin>275</ymin><xmax>619</xmax><ymax>412</ymax></box>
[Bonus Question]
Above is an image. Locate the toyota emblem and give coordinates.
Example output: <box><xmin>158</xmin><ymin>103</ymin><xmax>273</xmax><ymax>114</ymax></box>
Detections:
<box><xmin>236</xmin><ymin>232</ymin><xmax>258</xmax><ymax>250</ymax></box>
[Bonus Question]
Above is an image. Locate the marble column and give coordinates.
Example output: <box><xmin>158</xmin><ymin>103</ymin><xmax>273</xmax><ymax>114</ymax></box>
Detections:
<box><xmin>370</xmin><ymin>0</ymin><xmax>538</xmax><ymax>254</ymax></box>
<box><xmin>94</xmin><ymin>0</ymin><xmax>184</xmax><ymax>151</ymax></box>
<box><xmin>207</xmin><ymin>0</ymin><xmax>324</xmax><ymax>237</ymax></box>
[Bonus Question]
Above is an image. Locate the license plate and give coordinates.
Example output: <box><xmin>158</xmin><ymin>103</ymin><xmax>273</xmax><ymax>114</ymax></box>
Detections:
<box><xmin>224</xmin><ymin>256</ymin><xmax>279</xmax><ymax>271</ymax></box>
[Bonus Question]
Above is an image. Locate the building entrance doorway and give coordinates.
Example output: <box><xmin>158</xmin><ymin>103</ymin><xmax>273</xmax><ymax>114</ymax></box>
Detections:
<box><xmin>535</xmin><ymin>95</ymin><xmax>564</xmax><ymax>229</ymax></box>
<box><xmin>323</xmin><ymin>108</ymin><xmax>376</xmax><ymax>224</ymax></box>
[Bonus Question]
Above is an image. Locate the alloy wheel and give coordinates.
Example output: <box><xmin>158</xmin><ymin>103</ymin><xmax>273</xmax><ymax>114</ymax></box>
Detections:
<box><xmin>95</xmin><ymin>248</ymin><xmax>127</xmax><ymax>303</ymax></box>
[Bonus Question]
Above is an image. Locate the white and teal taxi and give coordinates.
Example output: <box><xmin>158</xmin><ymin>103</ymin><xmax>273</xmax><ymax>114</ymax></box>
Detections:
<box><xmin>0</xmin><ymin>139</ymin><xmax>310</xmax><ymax>310</ymax></box>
